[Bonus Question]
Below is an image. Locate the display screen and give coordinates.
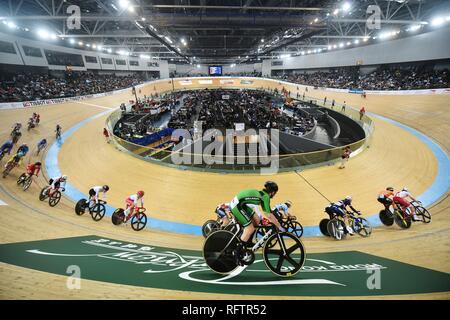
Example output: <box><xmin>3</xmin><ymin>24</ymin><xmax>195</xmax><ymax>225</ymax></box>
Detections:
<box><xmin>208</xmin><ymin>66</ymin><xmax>222</xmax><ymax>76</ymax></box>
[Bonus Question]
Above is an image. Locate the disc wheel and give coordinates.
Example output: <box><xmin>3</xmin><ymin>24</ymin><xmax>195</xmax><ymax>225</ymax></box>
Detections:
<box><xmin>203</xmin><ymin>230</ymin><xmax>239</xmax><ymax>274</ymax></box>
<box><xmin>202</xmin><ymin>220</ymin><xmax>221</xmax><ymax>238</ymax></box>
<box><xmin>75</xmin><ymin>199</ymin><xmax>87</xmax><ymax>215</ymax></box>
<box><xmin>319</xmin><ymin>219</ymin><xmax>330</xmax><ymax>236</ymax></box>
<box><xmin>352</xmin><ymin>217</ymin><xmax>372</xmax><ymax>237</ymax></box>
<box><xmin>379</xmin><ymin>210</ymin><xmax>394</xmax><ymax>226</ymax></box>
<box><xmin>131</xmin><ymin>213</ymin><xmax>147</xmax><ymax>231</ymax></box>
<box><xmin>327</xmin><ymin>219</ymin><xmax>347</xmax><ymax>240</ymax></box>
<box><xmin>263</xmin><ymin>232</ymin><xmax>306</xmax><ymax>277</ymax></box>
<box><xmin>394</xmin><ymin>209</ymin><xmax>412</xmax><ymax>229</ymax></box>
<box><xmin>112</xmin><ymin>209</ymin><xmax>124</xmax><ymax>225</ymax></box>
<box><xmin>49</xmin><ymin>191</ymin><xmax>61</xmax><ymax>207</ymax></box>
<box><xmin>90</xmin><ymin>203</ymin><xmax>106</xmax><ymax>221</ymax></box>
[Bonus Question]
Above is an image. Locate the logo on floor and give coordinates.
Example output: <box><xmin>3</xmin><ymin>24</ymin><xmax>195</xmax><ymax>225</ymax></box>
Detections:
<box><xmin>0</xmin><ymin>236</ymin><xmax>449</xmax><ymax>296</ymax></box>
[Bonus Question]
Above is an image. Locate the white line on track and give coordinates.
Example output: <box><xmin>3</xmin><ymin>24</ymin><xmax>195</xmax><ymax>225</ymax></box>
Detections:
<box><xmin>73</xmin><ymin>101</ymin><xmax>115</xmax><ymax>110</ymax></box>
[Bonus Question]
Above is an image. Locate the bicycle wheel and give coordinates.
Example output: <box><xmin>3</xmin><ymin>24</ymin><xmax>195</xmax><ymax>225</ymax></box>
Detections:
<box><xmin>17</xmin><ymin>173</ymin><xmax>26</xmax><ymax>185</ymax></box>
<box><xmin>327</xmin><ymin>219</ymin><xmax>347</xmax><ymax>240</ymax></box>
<box><xmin>203</xmin><ymin>230</ymin><xmax>239</xmax><ymax>274</ymax></box>
<box><xmin>22</xmin><ymin>176</ymin><xmax>32</xmax><ymax>191</ymax></box>
<box><xmin>393</xmin><ymin>210</ymin><xmax>411</xmax><ymax>229</ymax></box>
<box><xmin>112</xmin><ymin>209</ymin><xmax>124</xmax><ymax>225</ymax></box>
<box><xmin>39</xmin><ymin>187</ymin><xmax>49</xmax><ymax>201</ymax></box>
<box><xmin>49</xmin><ymin>191</ymin><xmax>61</xmax><ymax>207</ymax></box>
<box><xmin>90</xmin><ymin>203</ymin><xmax>106</xmax><ymax>221</ymax></box>
<box><xmin>319</xmin><ymin>219</ymin><xmax>330</xmax><ymax>236</ymax></box>
<box><xmin>263</xmin><ymin>232</ymin><xmax>306</xmax><ymax>277</ymax></box>
<box><xmin>131</xmin><ymin>213</ymin><xmax>147</xmax><ymax>231</ymax></box>
<box><xmin>2</xmin><ymin>164</ymin><xmax>13</xmax><ymax>178</ymax></box>
<box><xmin>75</xmin><ymin>199</ymin><xmax>87</xmax><ymax>215</ymax></box>
<box><xmin>352</xmin><ymin>217</ymin><xmax>372</xmax><ymax>237</ymax></box>
<box><xmin>415</xmin><ymin>206</ymin><xmax>431</xmax><ymax>224</ymax></box>
<box><xmin>379</xmin><ymin>210</ymin><xmax>394</xmax><ymax>226</ymax></box>
<box><xmin>286</xmin><ymin>221</ymin><xmax>303</xmax><ymax>238</ymax></box>
<box><xmin>201</xmin><ymin>220</ymin><xmax>221</xmax><ymax>238</ymax></box>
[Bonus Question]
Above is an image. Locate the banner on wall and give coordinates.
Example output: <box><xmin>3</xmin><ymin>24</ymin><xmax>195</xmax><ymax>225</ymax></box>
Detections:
<box><xmin>179</xmin><ymin>80</ymin><xmax>192</xmax><ymax>85</ymax></box>
<box><xmin>348</xmin><ymin>89</ymin><xmax>365</xmax><ymax>94</ymax></box>
<box><xmin>240</xmin><ymin>80</ymin><xmax>254</xmax><ymax>84</ymax></box>
<box><xmin>220</xmin><ymin>80</ymin><xmax>234</xmax><ymax>85</ymax></box>
<box><xmin>198</xmin><ymin>79</ymin><xmax>213</xmax><ymax>84</ymax></box>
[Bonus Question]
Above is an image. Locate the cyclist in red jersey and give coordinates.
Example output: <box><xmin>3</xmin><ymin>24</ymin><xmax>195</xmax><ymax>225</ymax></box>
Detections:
<box><xmin>26</xmin><ymin>162</ymin><xmax>42</xmax><ymax>178</ymax></box>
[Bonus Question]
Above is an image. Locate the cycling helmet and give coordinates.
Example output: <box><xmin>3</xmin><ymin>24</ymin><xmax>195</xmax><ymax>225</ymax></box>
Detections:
<box><xmin>35</xmin><ymin>162</ymin><xmax>42</xmax><ymax>166</ymax></box>
<box><xmin>386</xmin><ymin>187</ymin><xmax>394</xmax><ymax>191</ymax></box>
<box><xmin>264</xmin><ymin>181</ymin><xmax>279</xmax><ymax>194</ymax></box>
<box><xmin>285</xmin><ymin>200</ymin><xmax>293</xmax><ymax>208</ymax></box>
<box><xmin>103</xmin><ymin>185</ymin><xmax>109</xmax><ymax>192</ymax></box>
<box><xmin>402</xmin><ymin>187</ymin><xmax>408</xmax><ymax>192</ymax></box>
<box><xmin>61</xmin><ymin>175</ymin><xmax>68</xmax><ymax>180</ymax></box>
<box><xmin>137</xmin><ymin>190</ymin><xmax>145</xmax><ymax>197</ymax></box>
<box><xmin>345</xmin><ymin>195</ymin><xmax>352</xmax><ymax>202</ymax></box>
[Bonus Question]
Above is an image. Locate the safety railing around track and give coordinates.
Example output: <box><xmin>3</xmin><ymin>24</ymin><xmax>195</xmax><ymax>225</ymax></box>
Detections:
<box><xmin>105</xmin><ymin>85</ymin><xmax>374</xmax><ymax>173</ymax></box>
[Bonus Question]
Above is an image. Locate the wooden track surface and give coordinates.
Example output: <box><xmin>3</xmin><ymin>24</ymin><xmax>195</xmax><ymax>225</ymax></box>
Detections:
<box><xmin>0</xmin><ymin>79</ymin><xmax>448</xmax><ymax>299</ymax></box>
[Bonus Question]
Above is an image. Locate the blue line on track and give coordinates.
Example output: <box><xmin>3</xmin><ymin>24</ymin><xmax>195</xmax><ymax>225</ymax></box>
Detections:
<box><xmin>45</xmin><ymin>109</ymin><xmax>449</xmax><ymax>237</ymax></box>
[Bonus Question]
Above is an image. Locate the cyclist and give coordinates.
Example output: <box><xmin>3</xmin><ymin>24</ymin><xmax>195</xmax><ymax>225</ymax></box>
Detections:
<box><xmin>326</xmin><ymin>196</ymin><xmax>360</xmax><ymax>235</ymax></box>
<box><xmin>272</xmin><ymin>200</ymin><xmax>296</xmax><ymax>223</ymax></box>
<box><xmin>34</xmin><ymin>113</ymin><xmax>40</xmax><ymax>125</ymax></box>
<box><xmin>215</xmin><ymin>202</ymin><xmax>231</xmax><ymax>227</ymax></box>
<box><xmin>88</xmin><ymin>185</ymin><xmax>109</xmax><ymax>208</ymax></box>
<box><xmin>11</xmin><ymin>122</ymin><xmax>22</xmax><ymax>134</ymax></box>
<box><xmin>37</xmin><ymin>138</ymin><xmax>47</xmax><ymax>154</ymax></box>
<box><xmin>124</xmin><ymin>191</ymin><xmax>145</xmax><ymax>222</ymax></box>
<box><xmin>27</xmin><ymin>116</ymin><xmax>35</xmax><ymax>129</ymax></box>
<box><xmin>48</xmin><ymin>175</ymin><xmax>68</xmax><ymax>197</ymax></box>
<box><xmin>4</xmin><ymin>149</ymin><xmax>27</xmax><ymax>172</ymax></box>
<box><xmin>55</xmin><ymin>124</ymin><xmax>62</xmax><ymax>139</ymax></box>
<box><xmin>377</xmin><ymin>187</ymin><xmax>395</xmax><ymax>210</ymax></box>
<box><xmin>22</xmin><ymin>161</ymin><xmax>42</xmax><ymax>180</ymax></box>
<box><xmin>392</xmin><ymin>187</ymin><xmax>420</xmax><ymax>221</ymax></box>
<box><xmin>17</xmin><ymin>143</ymin><xmax>29</xmax><ymax>157</ymax></box>
<box><xmin>0</xmin><ymin>140</ymin><xmax>14</xmax><ymax>158</ymax></box>
<box><xmin>229</xmin><ymin>181</ymin><xmax>280</xmax><ymax>262</ymax></box>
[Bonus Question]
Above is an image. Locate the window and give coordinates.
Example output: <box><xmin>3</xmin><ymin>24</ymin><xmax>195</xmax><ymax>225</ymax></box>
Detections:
<box><xmin>44</xmin><ymin>50</ymin><xmax>84</xmax><ymax>66</ymax></box>
<box><xmin>22</xmin><ymin>45</ymin><xmax>42</xmax><ymax>57</ymax></box>
<box><xmin>101</xmin><ymin>57</ymin><xmax>113</xmax><ymax>65</ymax></box>
<box><xmin>0</xmin><ymin>41</ymin><xmax>16</xmax><ymax>54</ymax></box>
<box><xmin>85</xmin><ymin>55</ymin><xmax>98</xmax><ymax>63</ymax></box>
<box><xmin>129</xmin><ymin>60</ymin><xmax>139</xmax><ymax>66</ymax></box>
<box><xmin>271</xmin><ymin>61</ymin><xmax>283</xmax><ymax>66</ymax></box>
<box><xmin>115</xmin><ymin>59</ymin><xmax>126</xmax><ymax>66</ymax></box>
<box><xmin>147</xmin><ymin>62</ymin><xmax>159</xmax><ymax>67</ymax></box>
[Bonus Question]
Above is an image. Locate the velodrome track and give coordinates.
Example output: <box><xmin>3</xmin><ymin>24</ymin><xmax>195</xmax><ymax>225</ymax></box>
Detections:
<box><xmin>0</xmin><ymin>79</ymin><xmax>449</xmax><ymax>299</ymax></box>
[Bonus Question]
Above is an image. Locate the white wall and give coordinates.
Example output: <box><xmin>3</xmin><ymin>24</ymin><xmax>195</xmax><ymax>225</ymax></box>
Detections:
<box><xmin>263</xmin><ymin>26</ymin><xmax>450</xmax><ymax>75</ymax></box>
<box><xmin>0</xmin><ymin>32</ymin><xmax>169</xmax><ymax>77</ymax></box>
<box><xmin>169</xmin><ymin>63</ymin><xmax>262</xmax><ymax>76</ymax></box>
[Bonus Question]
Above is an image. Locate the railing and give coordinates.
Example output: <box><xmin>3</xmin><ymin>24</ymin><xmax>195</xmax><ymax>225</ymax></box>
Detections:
<box><xmin>106</xmin><ymin>83</ymin><xmax>374</xmax><ymax>173</ymax></box>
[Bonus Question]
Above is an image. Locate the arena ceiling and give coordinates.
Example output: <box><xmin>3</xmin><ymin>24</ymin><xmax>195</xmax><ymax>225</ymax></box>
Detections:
<box><xmin>0</xmin><ymin>0</ymin><xmax>449</xmax><ymax>64</ymax></box>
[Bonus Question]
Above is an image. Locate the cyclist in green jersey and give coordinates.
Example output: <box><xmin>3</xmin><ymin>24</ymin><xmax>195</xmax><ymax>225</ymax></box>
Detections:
<box><xmin>229</xmin><ymin>181</ymin><xmax>281</xmax><ymax>245</ymax></box>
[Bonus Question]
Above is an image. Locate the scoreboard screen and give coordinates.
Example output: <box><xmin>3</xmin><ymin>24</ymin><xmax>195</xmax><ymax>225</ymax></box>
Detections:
<box><xmin>208</xmin><ymin>66</ymin><xmax>222</xmax><ymax>76</ymax></box>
